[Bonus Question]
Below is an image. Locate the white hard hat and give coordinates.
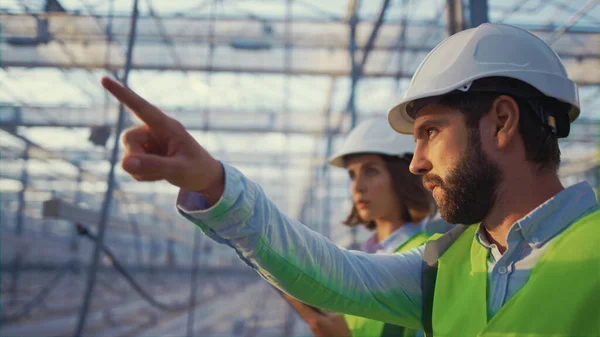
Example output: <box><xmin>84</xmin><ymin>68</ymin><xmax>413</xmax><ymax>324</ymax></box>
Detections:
<box><xmin>329</xmin><ymin>118</ymin><xmax>415</xmax><ymax>168</ymax></box>
<box><xmin>388</xmin><ymin>23</ymin><xmax>580</xmax><ymax>136</ymax></box>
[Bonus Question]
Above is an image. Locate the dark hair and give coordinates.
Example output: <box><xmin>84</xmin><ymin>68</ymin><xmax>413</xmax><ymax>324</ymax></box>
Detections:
<box><xmin>343</xmin><ymin>154</ymin><xmax>437</xmax><ymax>230</ymax></box>
<box><xmin>436</xmin><ymin>77</ymin><xmax>563</xmax><ymax>171</ymax></box>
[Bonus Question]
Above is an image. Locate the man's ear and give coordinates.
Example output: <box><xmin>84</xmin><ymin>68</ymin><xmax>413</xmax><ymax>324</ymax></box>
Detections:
<box><xmin>490</xmin><ymin>95</ymin><xmax>520</xmax><ymax>149</ymax></box>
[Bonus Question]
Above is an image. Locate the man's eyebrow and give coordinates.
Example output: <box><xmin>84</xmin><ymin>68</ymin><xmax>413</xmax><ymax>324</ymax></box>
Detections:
<box><xmin>414</xmin><ymin>118</ymin><xmax>450</xmax><ymax>141</ymax></box>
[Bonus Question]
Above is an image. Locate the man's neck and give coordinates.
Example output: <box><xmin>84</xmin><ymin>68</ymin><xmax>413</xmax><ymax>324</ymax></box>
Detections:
<box><xmin>482</xmin><ymin>169</ymin><xmax>564</xmax><ymax>254</ymax></box>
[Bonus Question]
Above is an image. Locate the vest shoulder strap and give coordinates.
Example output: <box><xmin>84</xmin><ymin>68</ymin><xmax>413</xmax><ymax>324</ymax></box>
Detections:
<box><xmin>421</xmin><ymin>225</ymin><xmax>470</xmax><ymax>336</ymax></box>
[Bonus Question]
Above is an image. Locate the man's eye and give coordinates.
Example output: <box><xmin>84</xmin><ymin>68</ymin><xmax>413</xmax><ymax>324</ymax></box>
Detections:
<box><xmin>427</xmin><ymin>128</ymin><xmax>438</xmax><ymax>137</ymax></box>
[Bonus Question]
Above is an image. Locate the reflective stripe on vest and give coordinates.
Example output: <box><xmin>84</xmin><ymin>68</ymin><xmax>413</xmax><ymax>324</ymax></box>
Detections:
<box><xmin>345</xmin><ymin>232</ymin><xmax>430</xmax><ymax>337</ymax></box>
<box><xmin>422</xmin><ymin>209</ymin><xmax>600</xmax><ymax>337</ymax></box>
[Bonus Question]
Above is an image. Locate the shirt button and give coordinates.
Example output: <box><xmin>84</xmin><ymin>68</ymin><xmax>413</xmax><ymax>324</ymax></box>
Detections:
<box><xmin>498</xmin><ymin>266</ymin><xmax>507</xmax><ymax>274</ymax></box>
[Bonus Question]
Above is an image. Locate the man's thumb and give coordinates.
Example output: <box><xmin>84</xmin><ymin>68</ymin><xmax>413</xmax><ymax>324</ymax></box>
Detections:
<box><xmin>122</xmin><ymin>154</ymin><xmax>174</xmax><ymax>177</ymax></box>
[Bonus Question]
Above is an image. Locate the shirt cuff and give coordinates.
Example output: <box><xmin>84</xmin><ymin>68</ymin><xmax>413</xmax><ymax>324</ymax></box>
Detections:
<box><xmin>176</xmin><ymin>161</ymin><xmax>255</xmax><ymax>232</ymax></box>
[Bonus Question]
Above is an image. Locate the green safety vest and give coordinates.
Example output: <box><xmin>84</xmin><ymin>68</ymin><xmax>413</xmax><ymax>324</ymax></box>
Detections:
<box><xmin>344</xmin><ymin>232</ymin><xmax>430</xmax><ymax>337</ymax></box>
<box><xmin>423</xmin><ymin>209</ymin><xmax>600</xmax><ymax>337</ymax></box>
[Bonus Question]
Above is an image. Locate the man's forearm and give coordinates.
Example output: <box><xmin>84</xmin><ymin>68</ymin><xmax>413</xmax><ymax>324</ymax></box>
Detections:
<box><xmin>177</xmin><ymin>162</ymin><xmax>425</xmax><ymax>329</ymax></box>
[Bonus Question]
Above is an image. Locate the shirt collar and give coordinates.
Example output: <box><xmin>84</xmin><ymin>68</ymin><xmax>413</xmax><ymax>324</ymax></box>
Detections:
<box><xmin>363</xmin><ymin>218</ymin><xmax>427</xmax><ymax>254</ymax></box>
<box><xmin>475</xmin><ymin>181</ymin><xmax>599</xmax><ymax>249</ymax></box>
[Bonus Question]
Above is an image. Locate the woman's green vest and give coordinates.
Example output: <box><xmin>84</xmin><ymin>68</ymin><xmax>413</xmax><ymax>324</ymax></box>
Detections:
<box><xmin>344</xmin><ymin>232</ymin><xmax>430</xmax><ymax>337</ymax></box>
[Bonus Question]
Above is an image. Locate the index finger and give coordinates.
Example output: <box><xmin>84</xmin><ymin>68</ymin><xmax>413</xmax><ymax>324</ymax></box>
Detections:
<box><xmin>101</xmin><ymin>76</ymin><xmax>167</xmax><ymax>128</ymax></box>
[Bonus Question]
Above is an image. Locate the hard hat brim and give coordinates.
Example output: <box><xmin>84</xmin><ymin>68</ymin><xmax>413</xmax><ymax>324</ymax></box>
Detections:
<box><xmin>387</xmin><ymin>101</ymin><xmax>416</xmax><ymax>135</ymax></box>
<box><xmin>328</xmin><ymin>154</ymin><xmax>346</xmax><ymax>168</ymax></box>
<box><xmin>387</xmin><ymin>72</ymin><xmax>581</xmax><ymax>136</ymax></box>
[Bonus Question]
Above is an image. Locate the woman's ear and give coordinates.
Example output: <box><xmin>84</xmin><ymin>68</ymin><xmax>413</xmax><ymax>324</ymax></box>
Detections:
<box><xmin>491</xmin><ymin>95</ymin><xmax>520</xmax><ymax>150</ymax></box>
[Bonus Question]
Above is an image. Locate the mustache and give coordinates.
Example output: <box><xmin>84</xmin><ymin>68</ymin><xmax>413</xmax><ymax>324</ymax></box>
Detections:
<box><xmin>423</xmin><ymin>174</ymin><xmax>444</xmax><ymax>188</ymax></box>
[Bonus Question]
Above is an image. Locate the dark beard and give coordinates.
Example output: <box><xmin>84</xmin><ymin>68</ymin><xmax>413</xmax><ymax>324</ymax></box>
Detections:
<box><xmin>424</xmin><ymin>129</ymin><xmax>503</xmax><ymax>225</ymax></box>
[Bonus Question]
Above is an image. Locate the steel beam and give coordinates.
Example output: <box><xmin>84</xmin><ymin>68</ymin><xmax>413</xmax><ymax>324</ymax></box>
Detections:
<box><xmin>346</xmin><ymin>0</ymin><xmax>391</xmax><ymax>248</ymax></box>
<box><xmin>2</xmin><ymin>35</ymin><xmax>598</xmax><ymax>55</ymax></box>
<box><xmin>73</xmin><ymin>0</ymin><xmax>140</xmax><ymax>334</ymax></box>
<box><xmin>358</xmin><ymin>0</ymin><xmax>392</xmax><ymax>70</ymax></box>
<box><xmin>346</xmin><ymin>0</ymin><xmax>360</xmax><ymax>243</ymax></box>
<box><xmin>446</xmin><ymin>0</ymin><xmax>465</xmax><ymax>35</ymax></box>
<box><xmin>0</xmin><ymin>60</ymin><xmax>413</xmax><ymax>78</ymax></box>
<box><xmin>0</xmin><ymin>149</ymin><xmax>330</xmax><ymax>167</ymax></box>
<box><xmin>347</xmin><ymin>1</ymin><xmax>359</xmax><ymax>127</ymax></box>
<box><xmin>0</xmin><ymin>104</ymin><xmax>361</xmax><ymax>135</ymax></box>
<box><xmin>546</xmin><ymin>0</ymin><xmax>600</xmax><ymax>27</ymax></box>
<box><xmin>1</xmin><ymin>121</ymin><xmax>345</xmax><ymax>135</ymax></box>
<box><xmin>10</xmin><ymin>143</ymin><xmax>29</xmax><ymax>308</ymax></box>
<box><xmin>2</xmin><ymin>11</ymin><xmax>600</xmax><ymax>31</ymax></box>
<box><xmin>321</xmin><ymin>78</ymin><xmax>336</xmax><ymax>239</ymax></box>
<box><xmin>347</xmin><ymin>0</ymin><xmax>391</xmax><ymax>125</ymax></box>
<box><xmin>70</xmin><ymin>168</ymin><xmax>84</xmax><ymax>252</ymax></box>
<box><xmin>3</xmin><ymin>57</ymin><xmax>596</xmax><ymax>84</ymax></box>
<box><xmin>186</xmin><ymin>230</ymin><xmax>201</xmax><ymax>337</ymax></box>
<box><xmin>15</xmin><ymin>144</ymin><xmax>29</xmax><ymax>235</ymax></box>
<box><xmin>545</xmin><ymin>0</ymin><xmax>600</xmax><ymax>46</ymax></box>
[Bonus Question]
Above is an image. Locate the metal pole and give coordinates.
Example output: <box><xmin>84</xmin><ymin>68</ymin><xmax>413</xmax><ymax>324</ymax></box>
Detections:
<box><xmin>346</xmin><ymin>0</ymin><xmax>389</xmax><ymax>127</ymax></box>
<box><xmin>358</xmin><ymin>0</ymin><xmax>391</xmax><ymax>70</ymax></box>
<box><xmin>70</xmin><ymin>168</ymin><xmax>84</xmax><ymax>252</ymax></box>
<box><xmin>446</xmin><ymin>0</ymin><xmax>464</xmax><ymax>35</ymax></box>
<box><xmin>186</xmin><ymin>0</ymin><xmax>217</xmax><ymax>333</ymax></box>
<box><xmin>347</xmin><ymin>7</ymin><xmax>359</xmax><ymax>247</ymax></box>
<box><xmin>321</xmin><ymin>77</ymin><xmax>336</xmax><ymax>240</ymax></box>
<box><xmin>468</xmin><ymin>0</ymin><xmax>488</xmax><ymax>28</ymax></box>
<box><xmin>283</xmin><ymin>0</ymin><xmax>293</xmax><ymax>214</ymax></box>
<box><xmin>73</xmin><ymin>0</ymin><xmax>140</xmax><ymax>335</ymax></box>
<box><xmin>186</xmin><ymin>231</ymin><xmax>202</xmax><ymax>336</ymax></box>
<box><xmin>15</xmin><ymin>143</ymin><xmax>29</xmax><ymax>235</ymax></box>
<box><xmin>345</xmin><ymin>0</ymin><xmax>390</xmax><ymax>247</ymax></box>
<box><xmin>323</xmin><ymin>108</ymin><xmax>333</xmax><ymax>240</ymax></box>
<box><xmin>347</xmin><ymin>8</ymin><xmax>359</xmax><ymax>127</ymax></box>
<box><xmin>546</xmin><ymin>0</ymin><xmax>599</xmax><ymax>46</ymax></box>
<box><xmin>10</xmin><ymin>143</ymin><xmax>29</xmax><ymax>307</ymax></box>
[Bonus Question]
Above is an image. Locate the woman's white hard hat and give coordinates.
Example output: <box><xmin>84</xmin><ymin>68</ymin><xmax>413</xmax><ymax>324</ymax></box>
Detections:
<box><xmin>329</xmin><ymin>118</ymin><xmax>415</xmax><ymax>168</ymax></box>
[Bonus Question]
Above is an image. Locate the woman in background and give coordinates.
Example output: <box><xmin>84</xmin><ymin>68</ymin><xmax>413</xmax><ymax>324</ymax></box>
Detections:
<box><xmin>284</xmin><ymin>118</ymin><xmax>438</xmax><ymax>337</ymax></box>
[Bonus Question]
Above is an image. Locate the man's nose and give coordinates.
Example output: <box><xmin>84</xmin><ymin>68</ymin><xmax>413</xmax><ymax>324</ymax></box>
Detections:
<box><xmin>409</xmin><ymin>147</ymin><xmax>432</xmax><ymax>175</ymax></box>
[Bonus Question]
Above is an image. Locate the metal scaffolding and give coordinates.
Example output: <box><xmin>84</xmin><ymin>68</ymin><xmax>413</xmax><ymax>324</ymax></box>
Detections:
<box><xmin>1</xmin><ymin>0</ymin><xmax>599</xmax><ymax>336</ymax></box>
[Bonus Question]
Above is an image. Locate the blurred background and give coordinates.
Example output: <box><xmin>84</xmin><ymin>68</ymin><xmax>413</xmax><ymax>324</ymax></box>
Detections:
<box><xmin>0</xmin><ymin>0</ymin><xmax>598</xmax><ymax>336</ymax></box>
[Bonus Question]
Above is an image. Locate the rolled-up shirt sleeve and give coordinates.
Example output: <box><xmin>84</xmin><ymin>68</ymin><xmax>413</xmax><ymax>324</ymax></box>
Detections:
<box><xmin>177</xmin><ymin>162</ymin><xmax>425</xmax><ymax>330</ymax></box>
